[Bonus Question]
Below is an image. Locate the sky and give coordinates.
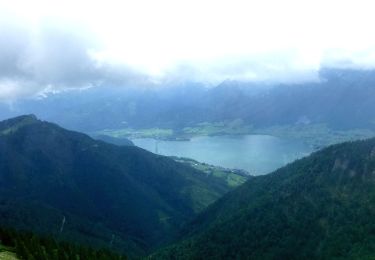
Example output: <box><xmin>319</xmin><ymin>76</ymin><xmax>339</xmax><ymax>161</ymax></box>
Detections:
<box><xmin>1</xmin><ymin>0</ymin><xmax>375</xmax><ymax>99</ymax></box>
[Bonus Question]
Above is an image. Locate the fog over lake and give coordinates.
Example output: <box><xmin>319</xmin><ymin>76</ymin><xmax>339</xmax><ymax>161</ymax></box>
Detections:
<box><xmin>133</xmin><ymin>135</ymin><xmax>313</xmax><ymax>175</ymax></box>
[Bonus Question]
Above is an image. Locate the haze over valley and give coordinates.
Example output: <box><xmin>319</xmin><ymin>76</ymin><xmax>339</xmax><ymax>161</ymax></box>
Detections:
<box><xmin>1</xmin><ymin>0</ymin><xmax>375</xmax><ymax>259</ymax></box>
<box><xmin>2</xmin><ymin>68</ymin><xmax>375</xmax><ymax>174</ymax></box>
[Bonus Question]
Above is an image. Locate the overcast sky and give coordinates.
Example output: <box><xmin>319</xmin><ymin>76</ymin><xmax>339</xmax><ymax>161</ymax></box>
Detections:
<box><xmin>1</xmin><ymin>0</ymin><xmax>375</xmax><ymax>99</ymax></box>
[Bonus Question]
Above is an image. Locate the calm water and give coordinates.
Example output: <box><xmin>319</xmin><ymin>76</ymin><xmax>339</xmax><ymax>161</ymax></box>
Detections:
<box><xmin>132</xmin><ymin>135</ymin><xmax>313</xmax><ymax>175</ymax></box>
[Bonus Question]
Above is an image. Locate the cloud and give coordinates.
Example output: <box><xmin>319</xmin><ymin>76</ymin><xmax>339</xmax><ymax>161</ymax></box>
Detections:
<box><xmin>0</xmin><ymin>13</ymin><xmax>146</xmax><ymax>101</ymax></box>
<box><xmin>320</xmin><ymin>48</ymin><xmax>375</xmax><ymax>70</ymax></box>
<box><xmin>161</xmin><ymin>50</ymin><xmax>321</xmax><ymax>85</ymax></box>
<box><xmin>0</xmin><ymin>16</ymin><xmax>30</xmax><ymax>80</ymax></box>
<box><xmin>2</xmin><ymin>0</ymin><xmax>375</xmax><ymax>101</ymax></box>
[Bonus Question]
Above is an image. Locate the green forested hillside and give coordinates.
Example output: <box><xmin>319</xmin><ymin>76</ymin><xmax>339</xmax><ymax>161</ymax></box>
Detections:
<box><xmin>3</xmin><ymin>115</ymin><xmax>375</xmax><ymax>259</ymax></box>
<box><xmin>0</xmin><ymin>115</ymin><xmax>240</xmax><ymax>256</ymax></box>
<box><xmin>153</xmin><ymin>138</ymin><xmax>375</xmax><ymax>259</ymax></box>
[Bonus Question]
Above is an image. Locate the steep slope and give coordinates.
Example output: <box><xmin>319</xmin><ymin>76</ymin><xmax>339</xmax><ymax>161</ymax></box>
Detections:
<box><xmin>0</xmin><ymin>115</ymin><xmax>240</xmax><ymax>256</ymax></box>
<box><xmin>153</xmin><ymin>138</ymin><xmax>375</xmax><ymax>259</ymax></box>
<box><xmin>92</xmin><ymin>134</ymin><xmax>134</xmax><ymax>146</ymax></box>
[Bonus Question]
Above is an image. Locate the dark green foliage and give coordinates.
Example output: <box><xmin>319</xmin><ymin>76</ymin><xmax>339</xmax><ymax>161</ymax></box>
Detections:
<box><xmin>0</xmin><ymin>227</ymin><xmax>126</xmax><ymax>259</ymax></box>
<box><xmin>0</xmin><ymin>115</ymin><xmax>237</xmax><ymax>256</ymax></box>
<box><xmin>152</xmin><ymin>138</ymin><xmax>375</xmax><ymax>259</ymax></box>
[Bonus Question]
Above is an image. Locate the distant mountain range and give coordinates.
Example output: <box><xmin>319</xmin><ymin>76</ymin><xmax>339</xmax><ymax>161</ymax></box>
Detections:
<box><xmin>152</xmin><ymin>137</ymin><xmax>375</xmax><ymax>259</ymax></box>
<box><xmin>1</xmin><ymin>68</ymin><xmax>375</xmax><ymax>132</ymax></box>
<box><xmin>0</xmin><ymin>115</ymin><xmax>244</xmax><ymax>256</ymax></box>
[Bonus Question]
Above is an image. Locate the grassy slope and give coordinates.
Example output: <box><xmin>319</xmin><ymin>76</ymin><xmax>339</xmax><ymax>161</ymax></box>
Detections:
<box><xmin>0</xmin><ymin>245</ymin><xmax>18</xmax><ymax>260</ymax></box>
<box><xmin>0</xmin><ymin>251</ymin><xmax>18</xmax><ymax>260</ymax></box>
<box><xmin>172</xmin><ymin>157</ymin><xmax>249</xmax><ymax>188</ymax></box>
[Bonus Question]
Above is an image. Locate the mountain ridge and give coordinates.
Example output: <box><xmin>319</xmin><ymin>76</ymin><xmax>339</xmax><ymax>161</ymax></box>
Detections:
<box><xmin>2</xmin><ymin>68</ymin><xmax>375</xmax><ymax>132</ymax></box>
<box><xmin>152</xmin><ymin>138</ymin><xmax>375</xmax><ymax>259</ymax></box>
<box><xmin>0</xmin><ymin>115</ymin><xmax>244</xmax><ymax>256</ymax></box>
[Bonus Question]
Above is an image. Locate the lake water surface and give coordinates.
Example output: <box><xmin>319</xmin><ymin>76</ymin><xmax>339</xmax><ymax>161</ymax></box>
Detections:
<box><xmin>132</xmin><ymin>135</ymin><xmax>313</xmax><ymax>175</ymax></box>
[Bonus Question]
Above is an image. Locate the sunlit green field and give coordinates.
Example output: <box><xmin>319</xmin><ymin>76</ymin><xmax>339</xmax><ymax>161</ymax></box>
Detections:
<box><xmin>172</xmin><ymin>157</ymin><xmax>249</xmax><ymax>188</ymax></box>
<box><xmin>95</xmin><ymin>122</ymin><xmax>375</xmax><ymax>149</ymax></box>
<box><xmin>98</xmin><ymin>127</ymin><xmax>174</xmax><ymax>139</ymax></box>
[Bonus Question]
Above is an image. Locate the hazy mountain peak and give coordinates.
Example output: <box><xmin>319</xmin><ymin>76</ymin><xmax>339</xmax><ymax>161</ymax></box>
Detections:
<box><xmin>0</xmin><ymin>114</ymin><xmax>39</xmax><ymax>135</ymax></box>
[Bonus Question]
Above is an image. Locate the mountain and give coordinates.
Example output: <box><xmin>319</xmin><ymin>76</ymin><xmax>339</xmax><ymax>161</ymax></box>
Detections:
<box><xmin>152</xmin><ymin>138</ymin><xmax>375</xmax><ymax>259</ymax></box>
<box><xmin>92</xmin><ymin>134</ymin><xmax>134</xmax><ymax>146</ymax></box>
<box><xmin>0</xmin><ymin>115</ymin><xmax>242</xmax><ymax>256</ymax></box>
<box><xmin>1</xmin><ymin>68</ymin><xmax>375</xmax><ymax>132</ymax></box>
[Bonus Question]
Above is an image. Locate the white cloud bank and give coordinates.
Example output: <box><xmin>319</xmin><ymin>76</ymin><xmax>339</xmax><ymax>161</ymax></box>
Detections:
<box><xmin>1</xmin><ymin>0</ymin><xmax>375</xmax><ymax>99</ymax></box>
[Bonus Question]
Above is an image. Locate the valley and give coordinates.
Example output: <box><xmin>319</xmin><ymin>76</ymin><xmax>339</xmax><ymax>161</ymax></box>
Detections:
<box><xmin>1</xmin><ymin>2</ymin><xmax>375</xmax><ymax>258</ymax></box>
<box><xmin>96</xmin><ymin>122</ymin><xmax>375</xmax><ymax>149</ymax></box>
<box><xmin>95</xmin><ymin>121</ymin><xmax>375</xmax><ymax>175</ymax></box>
<box><xmin>2</xmin><ymin>114</ymin><xmax>375</xmax><ymax>259</ymax></box>
<box><xmin>132</xmin><ymin>134</ymin><xmax>312</xmax><ymax>175</ymax></box>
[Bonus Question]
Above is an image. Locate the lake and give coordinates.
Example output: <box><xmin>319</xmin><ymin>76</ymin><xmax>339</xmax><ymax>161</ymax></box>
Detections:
<box><xmin>132</xmin><ymin>135</ymin><xmax>313</xmax><ymax>175</ymax></box>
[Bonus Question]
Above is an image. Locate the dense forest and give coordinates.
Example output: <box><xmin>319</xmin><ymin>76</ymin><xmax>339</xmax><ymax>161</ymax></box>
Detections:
<box><xmin>151</xmin><ymin>138</ymin><xmax>375</xmax><ymax>259</ymax></box>
<box><xmin>0</xmin><ymin>115</ymin><xmax>245</xmax><ymax>257</ymax></box>
<box><xmin>0</xmin><ymin>227</ymin><xmax>127</xmax><ymax>259</ymax></box>
<box><xmin>1</xmin><ymin>115</ymin><xmax>375</xmax><ymax>259</ymax></box>
<box><xmin>1</xmin><ymin>2</ymin><xmax>375</xmax><ymax>259</ymax></box>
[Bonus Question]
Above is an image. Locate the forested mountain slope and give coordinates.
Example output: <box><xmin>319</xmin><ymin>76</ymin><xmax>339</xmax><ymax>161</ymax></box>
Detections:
<box><xmin>153</xmin><ymin>138</ymin><xmax>375</xmax><ymax>259</ymax></box>
<box><xmin>0</xmin><ymin>115</ymin><xmax>240</xmax><ymax>256</ymax></box>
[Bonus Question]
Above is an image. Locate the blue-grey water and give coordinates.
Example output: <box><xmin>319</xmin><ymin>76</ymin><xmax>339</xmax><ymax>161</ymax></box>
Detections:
<box><xmin>132</xmin><ymin>135</ymin><xmax>313</xmax><ymax>175</ymax></box>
